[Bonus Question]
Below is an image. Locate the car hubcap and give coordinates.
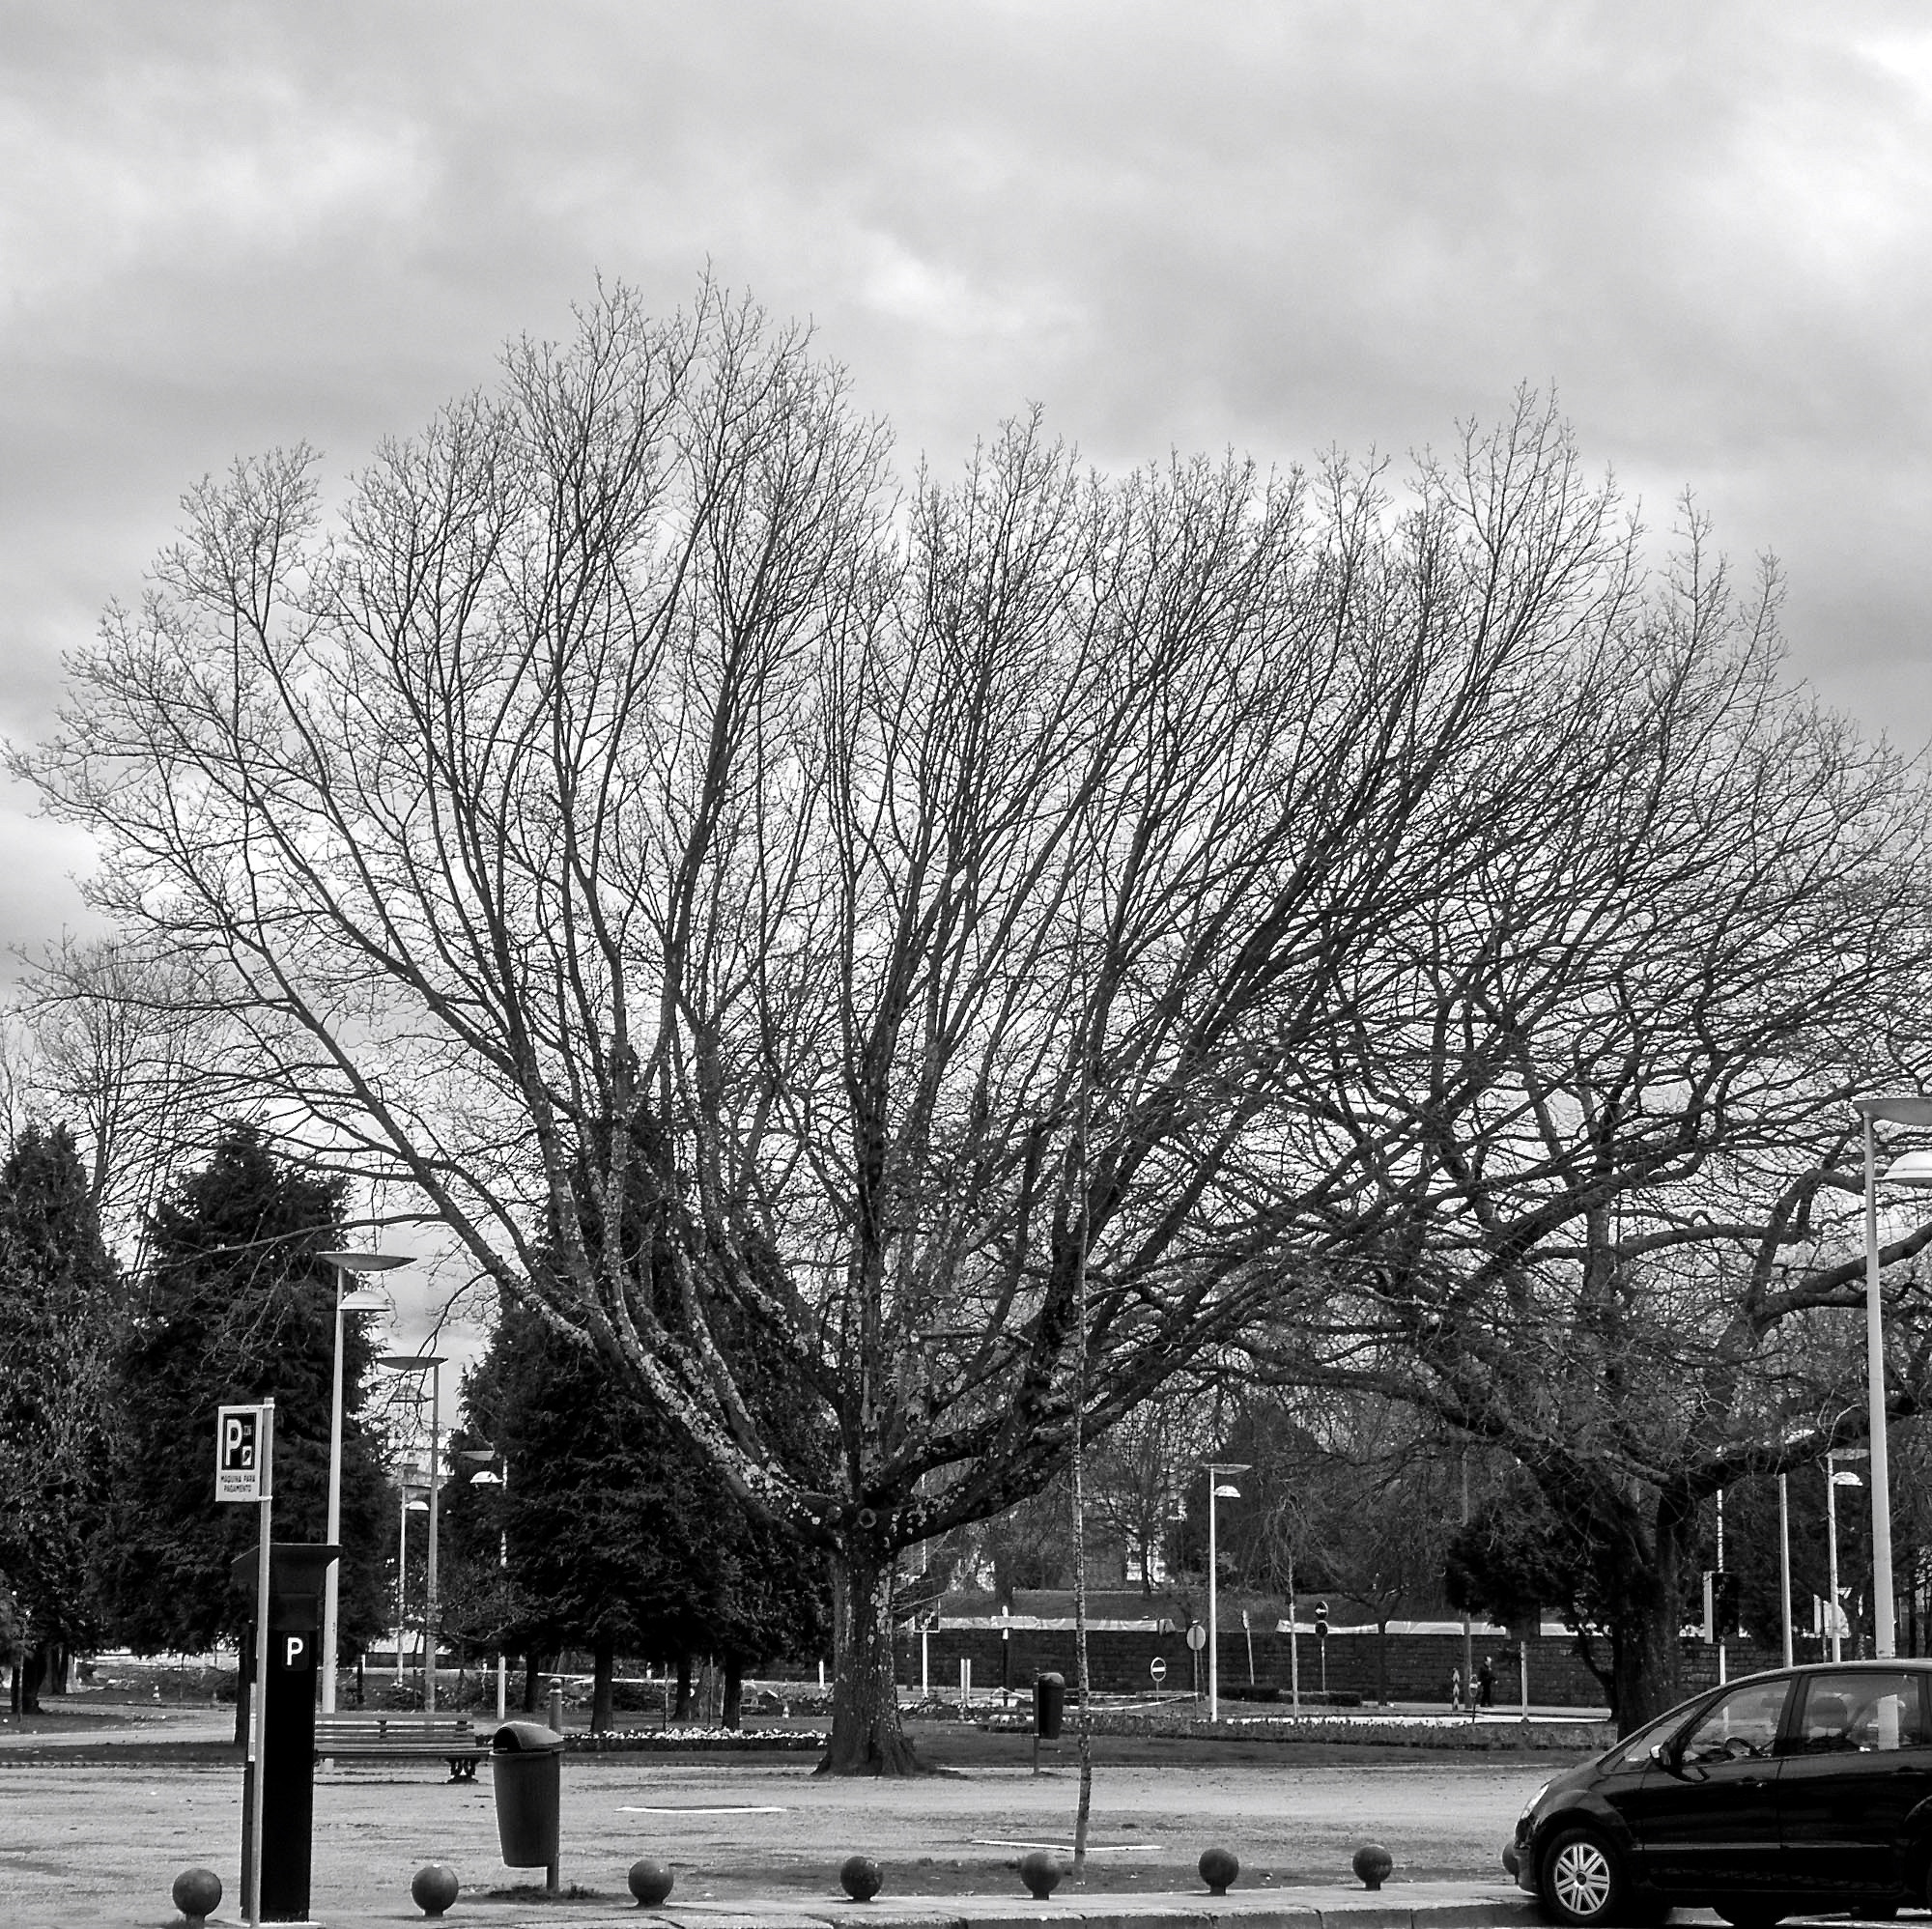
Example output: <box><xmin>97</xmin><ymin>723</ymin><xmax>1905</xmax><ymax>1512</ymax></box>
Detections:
<box><xmin>1553</xmin><ymin>1840</ymin><xmax>1612</xmax><ymax>1918</ymax></box>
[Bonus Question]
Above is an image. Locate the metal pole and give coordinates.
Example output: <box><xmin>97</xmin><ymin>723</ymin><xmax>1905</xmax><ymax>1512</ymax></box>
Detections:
<box><xmin>1207</xmin><ymin>1482</ymin><xmax>1219</xmax><ymax>1722</ymax></box>
<box><xmin>1288</xmin><ymin>1554</ymin><xmax>1299</xmax><ymax>1713</ymax></box>
<box><xmin>1717</xmin><ymin>1489</ymin><xmax>1727</xmax><ymax>1686</ymax></box>
<box><xmin>396</xmin><ymin>1484</ymin><xmax>408</xmax><ymax>1687</ymax></box>
<box><xmin>322</xmin><ymin>1273</ymin><xmax>347</xmax><ymax>1716</ymax></box>
<box><xmin>1828</xmin><ymin>1452</ymin><xmax>1843</xmax><ymax>1664</ymax></box>
<box><xmin>247</xmin><ymin>1400</ymin><xmax>275</xmax><ymax>1929</ymax></box>
<box><xmin>1866</xmin><ymin>1110</ymin><xmax>1898</xmax><ymax>1657</ymax></box>
<box><xmin>425</xmin><ymin>1367</ymin><xmax>440</xmax><ymax>1716</ymax></box>
<box><xmin>1461</xmin><ymin>1451</ymin><xmax>1474</xmax><ymax>1710</ymax></box>
<box><xmin>496</xmin><ymin>1462</ymin><xmax>508</xmax><ymax>1724</ymax></box>
<box><xmin>1778</xmin><ymin>1473</ymin><xmax>1794</xmax><ymax>1667</ymax></box>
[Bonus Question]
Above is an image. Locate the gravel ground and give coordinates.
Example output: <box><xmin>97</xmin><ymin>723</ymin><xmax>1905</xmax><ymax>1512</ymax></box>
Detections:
<box><xmin>0</xmin><ymin>1727</ymin><xmax>1552</xmax><ymax>1926</ymax></box>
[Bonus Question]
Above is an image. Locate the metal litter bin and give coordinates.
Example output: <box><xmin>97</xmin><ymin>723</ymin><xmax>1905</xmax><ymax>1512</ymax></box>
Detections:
<box><xmin>490</xmin><ymin>1720</ymin><xmax>563</xmax><ymax>1888</ymax></box>
<box><xmin>1034</xmin><ymin>1671</ymin><xmax>1065</xmax><ymax>1741</ymax></box>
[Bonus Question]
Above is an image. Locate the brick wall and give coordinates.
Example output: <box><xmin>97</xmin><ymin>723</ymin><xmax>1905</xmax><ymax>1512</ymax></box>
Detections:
<box><xmin>888</xmin><ymin>1624</ymin><xmax>1789</xmax><ymax>1708</ymax></box>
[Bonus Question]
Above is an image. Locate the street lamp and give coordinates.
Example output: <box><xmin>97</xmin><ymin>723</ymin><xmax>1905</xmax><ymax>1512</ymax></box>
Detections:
<box><xmin>379</xmin><ymin>1353</ymin><xmax>447</xmax><ymax>1712</ymax></box>
<box><xmin>315</xmin><ymin>1249</ymin><xmax>408</xmax><ymax>1716</ymax></box>
<box><xmin>1827</xmin><ymin>1453</ymin><xmax>1865</xmax><ymax>1662</ymax></box>
<box><xmin>1852</xmin><ymin>1093</ymin><xmax>1932</xmax><ymax>1659</ymax></box>
<box><xmin>1203</xmin><ymin>1461</ymin><xmax>1250</xmax><ymax>1723</ymax></box>
<box><xmin>460</xmin><ymin>1447</ymin><xmax>510</xmax><ymax>1722</ymax></box>
<box><xmin>397</xmin><ymin>1483</ymin><xmax>428</xmax><ymax>1685</ymax></box>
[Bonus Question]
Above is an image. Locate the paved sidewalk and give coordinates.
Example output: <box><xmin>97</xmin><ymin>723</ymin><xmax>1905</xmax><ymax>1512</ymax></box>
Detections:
<box><xmin>166</xmin><ymin>1880</ymin><xmax>1542</xmax><ymax>1929</ymax></box>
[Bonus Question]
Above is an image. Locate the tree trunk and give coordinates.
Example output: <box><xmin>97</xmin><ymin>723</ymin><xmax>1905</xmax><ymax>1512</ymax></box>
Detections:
<box><xmin>233</xmin><ymin>1677</ymin><xmax>249</xmax><ymax>1747</ymax></box>
<box><xmin>20</xmin><ymin>1641</ymin><xmax>47</xmax><ymax>1716</ymax></box>
<box><xmin>1610</xmin><ymin>1494</ymin><xmax>1692</xmax><ymax>1735</ymax></box>
<box><xmin>820</xmin><ymin>1542</ymin><xmax>925</xmax><ymax>1775</ymax></box>
<box><xmin>521</xmin><ymin>1652</ymin><xmax>541</xmax><ymax>1715</ymax></box>
<box><xmin>673</xmin><ymin>1654</ymin><xmax>693</xmax><ymax>1721</ymax></box>
<box><xmin>722</xmin><ymin>1653</ymin><xmax>743</xmax><ymax>1731</ymax></box>
<box><xmin>591</xmin><ymin>1636</ymin><xmax>614</xmax><ymax>1734</ymax></box>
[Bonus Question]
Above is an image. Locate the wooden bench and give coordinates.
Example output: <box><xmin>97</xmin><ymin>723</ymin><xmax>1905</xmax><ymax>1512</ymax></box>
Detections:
<box><xmin>313</xmin><ymin>1715</ymin><xmax>487</xmax><ymax>1780</ymax></box>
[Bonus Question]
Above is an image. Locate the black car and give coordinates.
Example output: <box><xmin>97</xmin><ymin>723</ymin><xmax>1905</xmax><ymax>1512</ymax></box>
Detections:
<box><xmin>1514</xmin><ymin>1660</ymin><xmax>1932</xmax><ymax>1927</ymax></box>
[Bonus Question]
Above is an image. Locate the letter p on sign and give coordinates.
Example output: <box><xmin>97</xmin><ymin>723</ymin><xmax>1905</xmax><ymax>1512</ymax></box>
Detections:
<box><xmin>215</xmin><ymin>1404</ymin><xmax>266</xmax><ymax>1501</ymax></box>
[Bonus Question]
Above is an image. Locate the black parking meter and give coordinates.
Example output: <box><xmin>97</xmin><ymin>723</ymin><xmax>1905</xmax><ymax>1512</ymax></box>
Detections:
<box><xmin>232</xmin><ymin>1544</ymin><xmax>337</xmax><ymax>1921</ymax></box>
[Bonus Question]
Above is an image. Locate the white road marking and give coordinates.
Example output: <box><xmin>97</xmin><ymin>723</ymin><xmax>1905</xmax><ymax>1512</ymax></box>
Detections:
<box><xmin>971</xmin><ymin>1839</ymin><xmax>1161</xmax><ymax>1854</ymax></box>
<box><xmin>618</xmin><ymin>1804</ymin><xmax>789</xmax><ymax>1815</ymax></box>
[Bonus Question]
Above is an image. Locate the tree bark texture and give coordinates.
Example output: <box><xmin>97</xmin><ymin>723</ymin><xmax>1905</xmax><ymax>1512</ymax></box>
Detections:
<box><xmin>591</xmin><ymin>1636</ymin><xmax>614</xmax><ymax>1733</ymax></box>
<box><xmin>820</xmin><ymin>1545</ymin><xmax>923</xmax><ymax>1774</ymax></box>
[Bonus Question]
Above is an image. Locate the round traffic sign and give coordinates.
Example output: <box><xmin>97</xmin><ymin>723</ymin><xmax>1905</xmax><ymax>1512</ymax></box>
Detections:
<box><xmin>1185</xmin><ymin>1621</ymin><xmax>1207</xmax><ymax>1652</ymax></box>
<box><xmin>1149</xmin><ymin>1656</ymin><xmax>1167</xmax><ymax>1684</ymax></box>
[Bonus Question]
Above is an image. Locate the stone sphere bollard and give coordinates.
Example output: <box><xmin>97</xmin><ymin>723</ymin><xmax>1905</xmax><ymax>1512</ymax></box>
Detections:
<box><xmin>412</xmin><ymin>1863</ymin><xmax>461</xmax><ymax>1917</ymax></box>
<box><xmin>1352</xmin><ymin>1842</ymin><xmax>1393</xmax><ymax>1891</ymax></box>
<box><xmin>1199</xmin><ymin>1846</ymin><xmax>1240</xmax><ymax>1895</ymax></box>
<box><xmin>172</xmin><ymin>1867</ymin><xmax>222</xmax><ymax>1928</ymax></box>
<box><xmin>839</xmin><ymin>1855</ymin><xmax>884</xmax><ymax>1901</ymax></box>
<box><xmin>1018</xmin><ymin>1849</ymin><xmax>1064</xmax><ymax>1899</ymax></box>
<box><xmin>628</xmin><ymin>1858</ymin><xmax>675</xmax><ymax>1907</ymax></box>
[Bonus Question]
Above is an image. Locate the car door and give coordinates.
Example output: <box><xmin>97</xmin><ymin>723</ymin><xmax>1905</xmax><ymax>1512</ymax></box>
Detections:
<box><xmin>1776</xmin><ymin>1669</ymin><xmax>1932</xmax><ymax>1898</ymax></box>
<box><xmin>1625</xmin><ymin>1677</ymin><xmax>1793</xmax><ymax>1895</ymax></box>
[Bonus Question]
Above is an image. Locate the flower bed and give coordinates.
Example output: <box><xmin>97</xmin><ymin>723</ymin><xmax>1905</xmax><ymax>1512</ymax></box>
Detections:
<box><xmin>563</xmin><ymin>1726</ymin><xmax>825</xmax><ymax>1754</ymax></box>
<box><xmin>976</xmin><ymin>1709</ymin><xmax>1611</xmax><ymax>1752</ymax></box>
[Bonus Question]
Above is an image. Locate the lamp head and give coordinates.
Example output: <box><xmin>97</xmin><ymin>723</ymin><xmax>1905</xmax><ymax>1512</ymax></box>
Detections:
<box><xmin>1884</xmin><ymin>1150</ymin><xmax>1932</xmax><ymax>1187</ymax></box>
<box><xmin>319</xmin><ymin>1250</ymin><xmax>412</xmax><ymax>1274</ymax></box>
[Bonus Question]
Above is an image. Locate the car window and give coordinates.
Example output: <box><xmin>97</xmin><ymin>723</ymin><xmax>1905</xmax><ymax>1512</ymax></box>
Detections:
<box><xmin>1790</xmin><ymin>1672</ymin><xmax>1931</xmax><ymax>1754</ymax></box>
<box><xmin>1679</xmin><ymin>1679</ymin><xmax>1791</xmax><ymax>1766</ymax></box>
<box><xmin>1614</xmin><ymin>1705</ymin><xmax>1690</xmax><ymax>1769</ymax></box>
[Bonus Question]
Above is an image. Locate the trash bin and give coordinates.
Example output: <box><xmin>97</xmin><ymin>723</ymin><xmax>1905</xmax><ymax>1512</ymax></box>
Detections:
<box><xmin>490</xmin><ymin>1720</ymin><xmax>563</xmax><ymax>1876</ymax></box>
<box><xmin>1034</xmin><ymin>1671</ymin><xmax>1065</xmax><ymax>1741</ymax></box>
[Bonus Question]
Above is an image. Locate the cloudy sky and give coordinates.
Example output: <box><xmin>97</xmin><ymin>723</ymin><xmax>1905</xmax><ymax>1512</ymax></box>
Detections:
<box><xmin>4</xmin><ymin>0</ymin><xmax>1928</xmax><ymax>969</ymax></box>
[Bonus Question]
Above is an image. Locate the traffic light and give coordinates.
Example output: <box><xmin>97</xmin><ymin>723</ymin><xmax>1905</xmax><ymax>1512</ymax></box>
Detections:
<box><xmin>1702</xmin><ymin>1570</ymin><xmax>1742</xmax><ymax>1641</ymax></box>
<box><xmin>1715</xmin><ymin>1570</ymin><xmax>1742</xmax><ymax>1638</ymax></box>
<box><xmin>1314</xmin><ymin>1599</ymin><xmax>1329</xmax><ymax>1640</ymax></box>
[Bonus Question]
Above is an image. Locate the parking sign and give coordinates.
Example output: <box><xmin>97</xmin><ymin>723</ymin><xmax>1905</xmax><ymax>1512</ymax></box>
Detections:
<box><xmin>216</xmin><ymin>1404</ymin><xmax>269</xmax><ymax>1502</ymax></box>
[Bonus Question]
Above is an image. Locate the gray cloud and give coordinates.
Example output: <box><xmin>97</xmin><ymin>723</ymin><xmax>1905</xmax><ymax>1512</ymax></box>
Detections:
<box><xmin>3</xmin><ymin>0</ymin><xmax>1927</xmax><ymax>962</ymax></box>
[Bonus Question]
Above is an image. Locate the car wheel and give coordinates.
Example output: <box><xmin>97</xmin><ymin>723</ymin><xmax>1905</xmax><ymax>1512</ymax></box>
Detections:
<box><xmin>1540</xmin><ymin>1828</ymin><xmax>1629</xmax><ymax>1928</ymax></box>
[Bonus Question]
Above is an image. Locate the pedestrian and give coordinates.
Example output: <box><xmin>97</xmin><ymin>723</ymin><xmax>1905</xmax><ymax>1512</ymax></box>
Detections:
<box><xmin>1448</xmin><ymin>1664</ymin><xmax>1462</xmax><ymax>1712</ymax></box>
<box><xmin>1477</xmin><ymin>1655</ymin><xmax>1495</xmax><ymax>1707</ymax></box>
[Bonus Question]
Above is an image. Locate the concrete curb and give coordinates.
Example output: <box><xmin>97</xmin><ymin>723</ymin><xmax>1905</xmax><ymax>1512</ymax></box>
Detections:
<box><xmin>326</xmin><ymin>1885</ymin><xmax>1544</xmax><ymax>1929</ymax></box>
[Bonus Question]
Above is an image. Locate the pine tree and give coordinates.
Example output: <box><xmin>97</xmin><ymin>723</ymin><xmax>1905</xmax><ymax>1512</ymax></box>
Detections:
<box><xmin>456</xmin><ymin>1291</ymin><xmax>828</xmax><ymax>1729</ymax></box>
<box><xmin>0</xmin><ymin>1123</ymin><xmax>120</xmax><ymax>1711</ymax></box>
<box><xmin>92</xmin><ymin>1125</ymin><xmax>392</xmax><ymax>1662</ymax></box>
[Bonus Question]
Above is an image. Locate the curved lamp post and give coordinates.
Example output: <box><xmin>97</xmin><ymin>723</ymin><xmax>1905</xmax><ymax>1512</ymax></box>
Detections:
<box><xmin>460</xmin><ymin>1447</ymin><xmax>509</xmax><ymax>1721</ymax></box>
<box><xmin>315</xmin><ymin>1250</ymin><xmax>409</xmax><ymax>1715</ymax></box>
<box><xmin>1851</xmin><ymin>1094</ymin><xmax>1932</xmax><ymax>1659</ymax></box>
<box><xmin>1826</xmin><ymin>1454</ymin><xmax>1865</xmax><ymax>1662</ymax></box>
<box><xmin>379</xmin><ymin>1353</ymin><xmax>447</xmax><ymax>1712</ymax></box>
<box><xmin>1203</xmin><ymin>1461</ymin><xmax>1249</xmax><ymax>1722</ymax></box>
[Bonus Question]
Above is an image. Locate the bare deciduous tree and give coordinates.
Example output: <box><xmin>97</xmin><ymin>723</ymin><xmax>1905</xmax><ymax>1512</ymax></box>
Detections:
<box><xmin>1250</xmin><ymin>504</ymin><xmax>1932</xmax><ymax>1727</ymax></box>
<box><xmin>18</xmin><ymin>282</ymin><xmax>1765</xmax><ymax>1766</ymax></box>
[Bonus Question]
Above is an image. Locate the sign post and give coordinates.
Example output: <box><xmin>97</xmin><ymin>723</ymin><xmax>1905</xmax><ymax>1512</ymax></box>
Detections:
<box><xmin>217</xmin><ymin>1402</ymin><xmax>273</xmax><ymax>1929</ymax></box>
